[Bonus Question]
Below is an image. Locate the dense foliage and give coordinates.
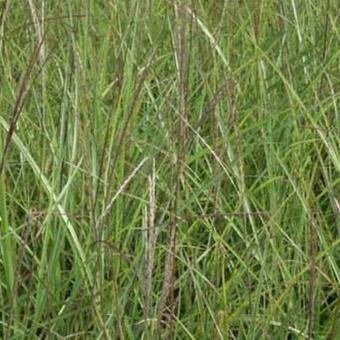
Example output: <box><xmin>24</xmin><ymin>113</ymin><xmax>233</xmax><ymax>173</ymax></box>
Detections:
<box><xmin>0</xmin><ymin>1</ymin><xmax>339</xmax><ymax>338</ymax></box>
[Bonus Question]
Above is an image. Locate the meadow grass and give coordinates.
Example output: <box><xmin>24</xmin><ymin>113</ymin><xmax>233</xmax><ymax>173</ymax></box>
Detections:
<box><xmin>0</xmin><ymin>1</ymin><xmax>339</xmax><ymax>338</ymax></box>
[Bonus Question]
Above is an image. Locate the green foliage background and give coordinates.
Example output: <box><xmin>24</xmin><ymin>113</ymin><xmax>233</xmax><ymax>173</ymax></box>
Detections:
<box><xmin>0</xmin><ymin>1</ymin><xmax>339</xmax><ymax>338</ymax></box>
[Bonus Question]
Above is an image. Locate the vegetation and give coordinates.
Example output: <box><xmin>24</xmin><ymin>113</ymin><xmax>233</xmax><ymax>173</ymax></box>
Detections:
<box><xmin>0</xmin><ymin>1</ymin><xmax>339</xmax><ymax>338</ymax></box>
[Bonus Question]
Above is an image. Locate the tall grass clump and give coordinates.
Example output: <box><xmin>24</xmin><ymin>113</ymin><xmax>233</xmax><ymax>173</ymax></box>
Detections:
<box><xmin>0</xmin><ymin>1</ymin><xmax>339</xmax><ymax>338</ymax></box>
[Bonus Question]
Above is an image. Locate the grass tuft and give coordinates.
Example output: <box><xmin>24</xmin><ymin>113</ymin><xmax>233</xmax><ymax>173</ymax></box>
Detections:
<box><xmin>0</xmin><ymin>1</ymin><xmax>339</xmax><ymax>338</ymax></box>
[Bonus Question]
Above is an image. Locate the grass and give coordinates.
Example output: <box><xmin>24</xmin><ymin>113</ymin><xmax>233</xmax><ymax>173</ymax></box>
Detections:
<box><xmin>0</xmin><ymin>0</ymin><xmax>339</xmax><ymax>338</ymax></box>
